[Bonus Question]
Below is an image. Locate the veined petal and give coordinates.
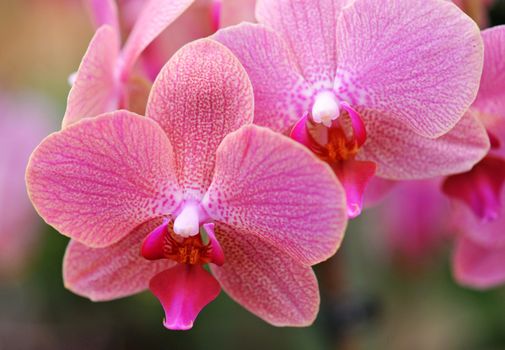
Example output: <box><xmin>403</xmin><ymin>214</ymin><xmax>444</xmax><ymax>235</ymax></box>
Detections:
<box><xmin>147</xmin><ymin>39</ymin><xmax>254</xmax><ymax>200</ymax></box>
<box><xmin>454</xmin><ymin>236</ymin><xmax>505</xmax><ymax>289</ymax></box>
<box><xmin>62</xmin><ymin>25</ymin><xmax>120</xmax><ymax>128</ymax></box>
<box><xmin>335</xmin><ymin>0</ymin><xmax>483</xmax><ymax>137</ymax></box>
<box><xmin>256</xmin><ymin>0</ymin><xmax>349</xmax><ymax>84</ymax></box>
<box><xmin>150</xmin><ymin>264</ymin><xmax>221</xmax><ymax>330</ymax></box>
<box><xmin>357</xmin><ymin>110</ymin><xmax>490</xmax><ymax>179</ymax></box>
<box><xmin>63</xmin><ymin>219</ymin><xmax>175</xmax><ymax>301</ymax></box>
<box><xmin>202</xmin><ymin>125</ymin><xmax>347</xmax><ymax>265</ymax></box>
<box><xmin>26</xmin><ymin>110</ymin><xmax>182</xmax><ymax>248</ymax></box>
<box><xmin>120</xmin><ymin>0</ymin><xmax>195</xmax><ymax>78</ymax></box>
<box><xmin>473</xmin><ymin>25</ymin><xmax>505</xmax><ymax>119</ymax></box>
<box><xmin>214</xmin><ymin>23</ymin><xmax>309</xmax><ymax>133</ymax></box>
<box><xmin>211</xmin><ymin>224</ymin><xmax>320</xmax><ymax>327</ymax></box>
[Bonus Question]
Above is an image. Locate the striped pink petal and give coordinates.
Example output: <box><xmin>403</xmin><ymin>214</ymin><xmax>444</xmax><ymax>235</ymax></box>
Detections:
<box><xmin>214</xmin><ymin>23</ymin><xmax>309</xmax><ymax>133</ymax></box>
<box><xmin>62</xmin><ymin>25</ymin><xmax>120</xmax><ymax>128</ymax></box>
<box><xmin>26</xmin><ymin>110</ymin><xmax>182</xmax><ymax>248</ymax></box>
<box><xmin>473</xmin><ymin>25</ymin><xmax>505</xmax><ymax>122</ymax></box>
<box><xmin>335</xmin><ymin>0</ymin><xmax>483</xmax><ymax>137</ymax></box>
<box><xmin>202</xmin><ymin>125</ymin><xmax>347</xmax><ymax>265</ymax></box>
<box><xmin>357</xmin><ymin>110</ymin><xmax>490</xmax><ymax>179</ymax></box>
<box><xmin>63</xmin><ymin>219</ymin><xmax>175</xmax><ymax>301</ymax></box>
<box><xmin>256</xmin><ymin>0</ymin><xmax>349</xmax><ymax>84</ymax></box>
<box><xmin>211</xmin><ymin>224</ymin><xmax>320</xmax><ymax>326</ymax></box>
<box><xmin>146</xmin><ymin>39</ymin><xmax>254</xmax><ymax>200</ymax></box>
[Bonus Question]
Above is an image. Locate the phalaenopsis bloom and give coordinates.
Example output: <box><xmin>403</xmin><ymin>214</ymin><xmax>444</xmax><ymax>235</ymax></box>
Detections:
<box><xmin>70</xmin><ymin>0</ymin><xmax>257</xmax><ymax>124</ymax></box>
<box><xmin>26</xmin><ymin>40</ymin><xmax>347</xmax><ymax>329</ymax></box>
<box><xmin>443</xmin><ymin>25</ymin><xmax>505</xmax><ymax>289</ymax></box>
<box><xmin>360</xmin><ymin>25</ymin><xmax>505</xmax><ymax>287</ymax></box>
<box><xmin>64</xmin><ymin>0</ymin><xmax>194</xmax><ymax>126</ymax></box>
<box><xmin>214</xmin><ymin>0</ymin><xmax>490</xmax><ymax>217</ymax></box>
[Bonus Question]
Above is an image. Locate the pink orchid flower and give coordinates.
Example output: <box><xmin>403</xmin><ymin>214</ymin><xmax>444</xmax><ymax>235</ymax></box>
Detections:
<box><xmin>214</xmin><ymin>0</ymin><xmax>490</xmax><ymax>218</ymax></box>
<box><xmin>26</xmin><ymin>40</ymin><xmax>347</xmax><ymax>330</ymax></box>
<box><xmin>440</xmin><ymin>25</ymin><xmax>505</xmax><ymax>288</ymax></box>
<box><xmin>0</xmin><ymin>93</ymin><xmax>54</xmax><ymax>278</ymax></box>
<box><xmin>63</xmin><ymin>0</ymin><xmax>194</xmax><ymax>127</ymax></box>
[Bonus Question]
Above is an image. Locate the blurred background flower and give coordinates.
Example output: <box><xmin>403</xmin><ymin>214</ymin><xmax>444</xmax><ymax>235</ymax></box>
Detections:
<box><xmin>2</xmin><ymin>1</ymin><xmax>505</xmax><ymax>349</ymax></box>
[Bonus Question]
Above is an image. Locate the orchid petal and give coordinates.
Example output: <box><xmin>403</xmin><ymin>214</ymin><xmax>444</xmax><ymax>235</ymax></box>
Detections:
<box><xmin>86</xmin><ymin>0</ymin><xmax>120</xmax><ymax>34</ymax></box>
<box><xmin>220</xmin><ymin>0</ymin><xmax>256</xmax><ymax>27</ymax></box>
<box><xmin>256</xmin><ymin>0</ymin><xmax>349</xmax><ymax>84</ymax></box>
<box><xmin>203</xmin><ymin>223</ymin><xmax>224</xmax><ymax>266</ymax></box>
<box><xmin>63</xmin><ymin>219</ymin><xmax>175</xmax><ymax>301</ymax></box>
<box><xmin>214</xmin><ymin>23</ymin><xmax>309</xmax><ymax>133</ymax></box>
<box><xmin>211</xmin><ymin>224</ymin><xmax>319</xmax><ymax>326</ymax></box>
<box><xmin>141</xmin><ymin>218</ymin><xmax>170</xmax><ymax>261</ymax></box>
<box><xmin>473</xmin><ymin>25</ymin><xmax>505</xmax><ymax>119</ymax></box>
<box><xmin>147</xmin><ymin>39</ymin><xmax>253</xmax><ymax>200</ymax></box>
<box><xmin>120</xmin><ymin>0</ymin><xmax>195</xmax><ymax>78</ymax></box>
<box><xmin>202</xmin><ymin>125</ymin><xmax>347</xmax><ymax>265</ymax></box>
<box><xmin>333</xmin><ymin>159</ymin><xmax>376</xmax><ymax>218</ymax></box>
<box><xmin>452</xmin><ymin>184</ymin><xmax>505</xmax><ymax>248</ymax></box>
<box><xmin>140</xmin><ymin>1</ymin><xmax>216</xmax><ymax>80</ymax></box>
<box><xmin>443</xmin><ymin>157</ymin><xmax>505</xmax><ymax>222</ymax></box>
<box><xmin>454</xmin><ymin>236</ymin><xmax>505</xmax><ymax>289</ymax></box>
<box><xmin>150</xmin><ymin>264</ymin><xmax>221</xmax><ymax>330</ymax></box>
<box><xmin>336</xmin><ymin>0</ymin><xmax>483</xmax><ymax>137</ymax></box>
<box><xmin>62</xmin><ymin>25</ymin><xmax>120</xmax><ymax>128</ymax></box>
<box><xmin>26</xmin><ymin>110</ymin><xmax>182</xmax><ymax>248</ymax></box>
<box><xmin>357</xmin><ymin>110</ymin><xmax>490</xmax><ymax>179</ymax></box>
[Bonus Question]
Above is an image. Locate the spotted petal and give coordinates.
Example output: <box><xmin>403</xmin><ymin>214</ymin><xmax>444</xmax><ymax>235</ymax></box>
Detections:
<box><xmin>211</xmin><ymin>224</ymin><xmax>320</xmax><ymax>326</ymax></box>
<box><xmin>357</xmin><ymin>110</ymin><xmax>490</xmax><ymax>179</ymax></box>
<box><xmin>214</xmin><ymin>23</ymin><xmax>309</xmax><ymax>133</ymax></box>
<box><xmin>63</xmin><ymin>219</ymin><xmax>175</xmax><ymax>301</ymax></box>
<box><xmin>256</xmin><ymin>0</ymin><xmax>349</xmax><ymax>84</ymax></box>
<box><xmin>147</xmin><ymin>39</ymin><xmax>254</xmax><ymax>200</ymax></box>
<box><xmin>202</xmin><ymin>125</ymin><xmax>347</xmax><ymax>265</ymax></box>
<box><xmin>62</xmin><ymin>25</ymin><xmax>120</xmax><ymax>128</ymax></box>
<box><xmin>26</xmin><ymin>110</ymin><xmax>182</xmax><ymax>248</ymax></box>
<box><xmin>335</xmin><ymin>0</ymin><xmax>483</xmax><ymax>137</ymax></box>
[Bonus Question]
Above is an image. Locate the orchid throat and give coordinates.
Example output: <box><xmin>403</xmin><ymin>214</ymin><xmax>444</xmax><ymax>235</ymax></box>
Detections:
<box><xmin>291</xmin><ymin>91</ymin><xmax>367</xmax><ymax>163</ymax></box>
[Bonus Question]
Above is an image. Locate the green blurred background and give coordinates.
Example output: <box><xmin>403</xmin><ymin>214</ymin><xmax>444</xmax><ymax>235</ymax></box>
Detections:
<box><xmin>1</xmin><ymin>1</ymin><xmax>505</xmax><ymax>349</ymax></box>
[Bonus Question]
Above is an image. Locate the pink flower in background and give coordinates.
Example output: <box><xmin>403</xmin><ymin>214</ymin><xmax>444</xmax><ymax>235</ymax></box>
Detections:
<box><xmin>115</xmin><ymin>0</ymin><xmax>257</xmax><ymax>82</ymax></box>
<box><xmin>366</xmin><ymin>179</ymin><xmax>451</xmax><ymax>268</ymax></box>
<box><xmin>0</xmin><ymin>93</ymin><xmax>54</xmax><ymax>278</ymax></box>
<box><xmin>441</xmin><ymin>25</ymin><xmax>505</xmax><ymax>289</ymax></box>
<box><xmin>26</xmin><ymin>40</ymin><xmax>347</xmax><ymax>329</ymax></box>
<box><xmin>63</xmin><ymin>0</ymin><xmax>194</xmax><ymax>127</ymax></box>
<box><xmin>214</xmin><ymin>0</ymin><xmax>489</xmax><ymax>218</ymax></box>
